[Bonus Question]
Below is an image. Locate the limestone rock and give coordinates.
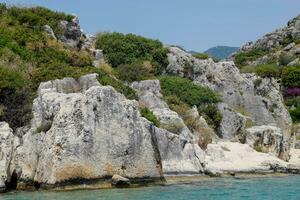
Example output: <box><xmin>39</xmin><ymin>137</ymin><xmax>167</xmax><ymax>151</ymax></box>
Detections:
<box><xmin>0</xmin><ymin>122</ymin><xmax>14</xmax><ymax>191</ymax></box>
<box><xmin>111</xmin><ymin>174</ymin><xmax>130</xmax><ymax>187</ymax></box>
<box><xmin>204</xmin><ymin>142</ymin><xmax>288</xmax><ymax>174</ymax></box>
<box><xmin>9</xmin><ymin>74</ymin><xmax>163</xmax><ymax>187</ymax></box>
<box><xmin>245</xmin><ymin>125</ymin><xmax>283</xmax><ymax>156</ymax></box>
<box><xmin>217</xmin><ymin>103</ymin><xmax>246</xmax><ymax>141</ymax></box>
<box><xmin>57</xmin><ymin>15</ymin><xmax>83</xmax><ymax>48</ymax></box>
<box><xmin>43</xmin><ymin>25</ymin><xmax>56</xmax><ymax>40</ymax></box>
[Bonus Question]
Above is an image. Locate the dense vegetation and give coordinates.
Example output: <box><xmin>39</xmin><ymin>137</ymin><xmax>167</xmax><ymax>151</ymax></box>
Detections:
<box><xmin>0</xmin><ymin>4</ymin><xmax>139</xmax><ymax>128</ymax></box>
<box><xmin>95</xmin><ymin>32</ymin><xmax>168</xmax><ymax>75</ymax></box>
<box><xmin>140</xmin><ymin>107</ymin><xmax>160</xmax><ymax>127</ymax></box>
<box><xmin>234</xmin><ymin>49</ymin><xmax>267</xmax><ymax>67</ymax></box>
<box><xmin>159</xmin><ymin>76</ymin><xmax>222</xmax><ymax>129</ymax></box>
<box><xmin>204</xmin><ymin>46</ymin><xmax>239</xmax><ymax>60</ymax></box>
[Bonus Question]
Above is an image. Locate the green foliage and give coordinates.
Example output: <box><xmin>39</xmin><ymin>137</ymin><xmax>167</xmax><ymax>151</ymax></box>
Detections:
<box><xmin>281</xmin><ymin>66</ymin><xmax>300</xmax><ymax>87</ymax></box>
<box><xmin>116</xmin><ymin>61</ymin><xmax>154</xmax><ymax>82</ymax></box>
<box><xmin>34</xmin><ymin>121</ymin><xmax>52</xmax><ymax>134</ymax></box>
<box><xmin>140</xmin><ymin>107</ymin><xmax>160</xmax><ymax>127</ymax></box>
<box><xmin>234</xmin><ymin>49</ymin><xmax>267</xmax><ymax>67</ymax></box>
<box><xmin>193</xmin><ymin>53</ymin><xmax>210</xmax><ymax>60</ymax></box>
<box><xmin>285</xmin><ymin>96</ymin><xmax>300</xmax><ymax>107</ymax></box>
<box><xmin>204</xmin><ymin>46</ymin><xmax>239</xmax><ymax>60</ymax></box>
<box><xmin>198</xmin><ymin>104</ymin><xmax>222</xmax><ymax>129</ymax></box>
<box><xmin>289</xmin><ymin>106</ymin><xmax>300</xmax><ymax>123</ymax></box>
<box><xmin>98</xmin><ymin>75</ymin><xmax>138</xmax><ymax>100</ymax></box>
<box><xmin>254</xmin><ymin>64</ymin><xmax>281</xmax><ymax>78</ymax></box>
<box><xmin>0</xmin><ymin>66</ymin><xmax>24</xmax><ymax>89</ymax></box>
<box><xmin>95</xmin><ymin>32</ymin><xmax>168</xmax><ymax>74</ymax></box>
<box><xmin>279</xmin><ymin>53</ymin><xmax>296</xmax><ymax>66</ymax></box>
<box><xmin>159</xmin><ymin>76</ymin><xmax>220</xmax><ymax>107</ymax></box>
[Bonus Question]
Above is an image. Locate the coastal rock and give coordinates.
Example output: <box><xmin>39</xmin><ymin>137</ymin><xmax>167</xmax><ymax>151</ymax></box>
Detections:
<box><xmin>204</xmin><ymin>142</ymin><xmax>288</xmax><ymax>174</ymax></box>
<box><xmin>245</xmin><ymin>126</ymin><xmax>283</xmax><ymax>156</ymax></box>
<box><xmin>132</xmin><ymin>80</ymin><xmax>206</xmax><ymax>174</ymax></box>
<box><xmin>0</xmin><ymin>122</ymin><xmax>14</xmax><ymax>191</ymax></box>
<box><xmin>9</xmin><ymin>74</ymin><xmax>163</xmax><ymax>187</ymax></box>
<box><xmin>217</xmin><ymin>103</ymin><xmax>246</xmax><ymax>141</ymax></box>
<box><xmin>111</xmin><ymin>174</ymin><xmax>130</xmax><ymax>187</ymax></box>
<box><xmin>166</xmin><ymin>47</ymin><xmax>292</xmax><ymax>159</ymax></box>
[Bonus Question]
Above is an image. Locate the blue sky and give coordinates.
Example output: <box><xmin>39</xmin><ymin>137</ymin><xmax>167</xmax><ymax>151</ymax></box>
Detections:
<box><xmin>1</xmin><ymin>0</ymin><xmax>300</xmax><ymax>51</ymax></box>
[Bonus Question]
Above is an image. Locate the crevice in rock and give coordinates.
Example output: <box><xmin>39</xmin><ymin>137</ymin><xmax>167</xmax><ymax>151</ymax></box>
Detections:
<box><xmin>5</xmin><ymin>170</ymin><xmax>18</xmax><ymax>191</ymax></box>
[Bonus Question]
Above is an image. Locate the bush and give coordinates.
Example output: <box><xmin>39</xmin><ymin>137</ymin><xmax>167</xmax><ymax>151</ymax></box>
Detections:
<box><xmin>159</xmin><ymin>76</ymin><xmax>220</xmax><ymax>107</ymax></box>
<box><xmin>198</xmin><ymin>104</ymin><xmax>222</xmax><ymax>129</ymax></box>
<box><xmin>279</xmin><ymin>53</ymin><xmax>296</xmax><ymax>66</ymax></box>
<box><xmin>98</xmin><ymin>75</ymin><xmax>138</xmax><ymax>100</ymax></box>
<box><xmin>95</xmin><ymin>32</ymin><xmax>168</xmax><ymax>74</ymax></box>
<box><xmin>116</xmin><ymin>61</ymin><xmax>154</xmax><ymax>82</ymax></box>
<box><xmin>255</xmin><ymin>64</ymin><xmax>280</xmax><ymax>78</ymax></box>
<box><xmin>289</xmin><ymin>106</ymin><xmax>300</xmax><ymax>123</ymax></box>
<box><xmin>285</xmin><ymin>96</ymin><xmax>300</xmax><ymax>107</ymax></box>
<box><xmin>234</xmin><ymin>49</ymin><xmax>267</xmax><ymax>67</ymax></box>
<box><xmin>140</xmin><ymin>107</ymin><xmax>160</xmax><ymax>127</ymax></box>
<box><xmin>193</xmin><ymin>53</ymin><xmax>210</xmax><ymax>60</ymax></box>
<box><xmin>281</xmin><ymin>66</ymin><xmax>300</xmax><ymax>87</ymax></box>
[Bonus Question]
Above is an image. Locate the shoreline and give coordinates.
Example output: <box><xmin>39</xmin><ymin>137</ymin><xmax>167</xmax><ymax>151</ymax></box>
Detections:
<box><xmin>3</xmin><ymin>173</ymin><xmax>298</xmax><ymax>194</ymax></box>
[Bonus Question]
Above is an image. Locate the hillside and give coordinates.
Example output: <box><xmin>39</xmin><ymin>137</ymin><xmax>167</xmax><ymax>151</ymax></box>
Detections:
<box><xmin>204</xmin><ymin>46</ymin><xmax>238</xmax><ymax>60</ymax></box>
<box><xmin>233</xmin><ymin>14</ymin><xmax>300</xmax><ymax>124</ymax></box>
<box><xmin>0</xmin><ymin>4</ymin><xmax>299</xmax><ymax>192</ymax></box>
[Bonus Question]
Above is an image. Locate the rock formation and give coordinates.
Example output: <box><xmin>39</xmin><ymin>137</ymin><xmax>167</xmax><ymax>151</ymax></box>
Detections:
<box><xmin>166</xmin><ymin>46</ymin><xmax>292</xmax><ymax>160</ymax></box>
<box><xmin>4</xmin><ymin>74</ymin><xmax>163</xmax><ymax>190</ymax></box>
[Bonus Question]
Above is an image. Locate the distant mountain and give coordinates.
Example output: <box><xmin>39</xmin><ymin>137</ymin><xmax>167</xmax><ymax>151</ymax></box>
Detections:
<box><xmin>204</xmin><ymin>46</ymin><xmax>239</xmax><ymax>60</ymax></box>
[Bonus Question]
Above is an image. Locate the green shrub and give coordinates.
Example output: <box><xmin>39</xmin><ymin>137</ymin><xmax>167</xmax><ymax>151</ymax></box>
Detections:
<box><xmin>159</xmin><ymin>76</ymin><xmax>220</xmax><ymax>107</ymax></box>
<box><xmin>281</xmin><ymin>66</ymin><xmax>300</xmax><ymax>87</ymax></box>
<box><xmin>98</xmin><ymin>75</ymin><xmax>138</xmax><ymax>100</ymax></box>
<box><xmin>255</xmin><ymin>64</ymin><xmax>280</xmax><ymax>78</ymax></box>
<box><xmin>34</xmin><ymin>121</ymin><xmax>52</xmax><ymax>134</ymax></box>
<box><xmin>116</xmin><ymin>61</ymin><xmax>154</xmax><ymax>82</ymax></box>
<box><xmin>95</xmin><ymin>32</ymin><xmax>168</xmax><ymax>74</ymax></box>
<box><xmin>0</xmin><ymin>66</ymin><xmax>24</xmax><ymax>89</ymax></box>
<box><xmin>289</xmin><ymin>106</ymin><xmax>300</xmax><ymax>123</ymax></box>
<box><xmin>240</xmin><ymin>65</ymin><xmax>256</xmax><ymax>73</ymax></box>
<box><xmin>140</xmin><ymin>107</ymin><xmax>160</xmax><ymax>127</ymax></box>
<box><xmin>285</xmin><ymin>96</ymin><xmax>300</xmax><ymax>107</ymax></box>
<box><xmin>234</xmin><ymin>49</ymin><xmax>267</xmax><ymax>67</ymax></box>
<box><xmin>198</xmin><ymin>104</ymin><xmax>222</xmax><ymax>129</ymax></box>
<box><xmin>193</xmin><ymin>53</ymin><xmax>210</xmax><ymax>60</ymax></box>
<box><xmin>279</xmin><ymin>53</ymin><xmax>296</xmax><ymax>66</ymax></box>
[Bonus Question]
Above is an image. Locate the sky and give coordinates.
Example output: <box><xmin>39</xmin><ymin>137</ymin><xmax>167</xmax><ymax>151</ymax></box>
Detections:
<box><xmin>1</xmin><ymin>0</ymin><xmax>300</xmax><ymax>52</ymax></box>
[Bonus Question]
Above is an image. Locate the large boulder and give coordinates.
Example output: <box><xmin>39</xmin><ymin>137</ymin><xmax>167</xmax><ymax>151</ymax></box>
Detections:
<box><xmin>9</xmin><ymin>74</ymin><xmax>163</xmax><ymax>188</ymax></box>
<box><xmin>0</xmin><ymin>122</ymin><xmax>14</xmax><ymax>192</ymax></box>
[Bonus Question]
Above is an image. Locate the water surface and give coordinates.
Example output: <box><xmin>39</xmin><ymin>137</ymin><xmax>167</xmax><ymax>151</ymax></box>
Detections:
<box><xmin>2</xmin><ymin>175</ymin><xmax>300</xmax><ymax>200</ymax></box>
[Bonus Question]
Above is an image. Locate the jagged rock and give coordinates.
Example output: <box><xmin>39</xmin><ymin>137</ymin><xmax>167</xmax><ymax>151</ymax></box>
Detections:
<box><xmin>153</xmin><ymin>126</ymin><xmax>205</xmax><ymax>175</ymax></box>
<box><xmin>217</xmin><ymin>103</ymin><xmax>246</xmax><ymax>141</ymax></box>
<box><xmin>166</xmin><ymin>47</ymin><xmax>292</xmax><ymax>160</ymax></box>
<box><xmin>9</xmin><ymin>74</ymin><xmax>163</xmax><ymax>187</ymax></box>
<box><xmin>90</xmin><ymin>49</ymin><xmax>104</xmax><ymax>67</ymax></box>
<box><xmin>205</xmin><ymin>142</ymin><xmax>288</xmax><ymax>174</ymax></box>
<box><xmin>0</xmin><ymin>122</ymin><xmax>14</xmax><ymax>192</ymax></box>
<box><xmin>57</xmin><ymin>15</ymin><xmax>83</xmax><ymax>48</ymax></box>
<box><xmin>245</xmin><ymin>125</ymin><xmax>283</xmax><ymax>156</ymax></box>
<box><xmin>111</xmin><ymin>174</ymin><xmax>130</xmax><ymax>187</ymax></box>
<box><xmin>131</xmin><ymin>80</ymin><xmax>193</xmax><ymax>139</ymax></box>
<box><xmin>81</xmin><ymin>34</ymin><xmax>96</xmax><ymax>50</ymax></box>
<box><xmin>132</xmin><ymin>80</ymin><xmax>206</xmax><ymax>174</ymax></box>
<box><xmin>287</xmin><ymin>58</ymin><xmax>299</xmax><ymax>66</ymax></box>
<box><xmin>43</xmin><ymin>25</ymin><xmax>56</xmax><ymax>40</ymax></box>
<box><xmin>283</xmin><ymin>42</ymin><xmax>295</xmax><ymax>51</ymax></box>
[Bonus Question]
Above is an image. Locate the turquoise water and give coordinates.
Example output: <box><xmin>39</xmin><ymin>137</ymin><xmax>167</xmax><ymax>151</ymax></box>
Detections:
<box><xmin>1</xmin><ymin>176</ymin><xmax>300</xmax><ymax>200</ymax></box>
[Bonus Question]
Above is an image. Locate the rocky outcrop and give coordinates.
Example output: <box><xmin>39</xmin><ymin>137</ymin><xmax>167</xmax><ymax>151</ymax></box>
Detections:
<box><xmin>166</xmin><ymin>47</ymin><xmax>292</xmax><ymax>160</ymax></box>
<box><xmin>8</xmin><ymin>74</ymin><xmax>163</xmax><ymax>189</ymax></box>
<box><xmin>57</xmin><ymin>16</ymin><xmax>83</xmax><ymax>48</ymax></box>
<box><xmin>131</xmin><ymin>80</ymin><xmax>206</xmax><ymax>175</ymax></box>
<box><xmin>245</xmin><ymin>126</ymin><xmax>283</xmax><ymax>156</ymax></box>
<box><xmin>0</xmin><ymin>122</ymin><xmax>14</xmax><ymax>192</ymax></box>
<box><xmin>111</xmin><ymin>174</ymin><xmax>130</xmax><ymax>187</ymax></box>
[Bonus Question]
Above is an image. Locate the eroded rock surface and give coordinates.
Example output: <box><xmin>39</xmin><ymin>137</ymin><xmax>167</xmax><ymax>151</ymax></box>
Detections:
<box><xmin>8</xmin><ymin>74</ymin><xmax>163</xmax><ymax>188</ymax></box>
